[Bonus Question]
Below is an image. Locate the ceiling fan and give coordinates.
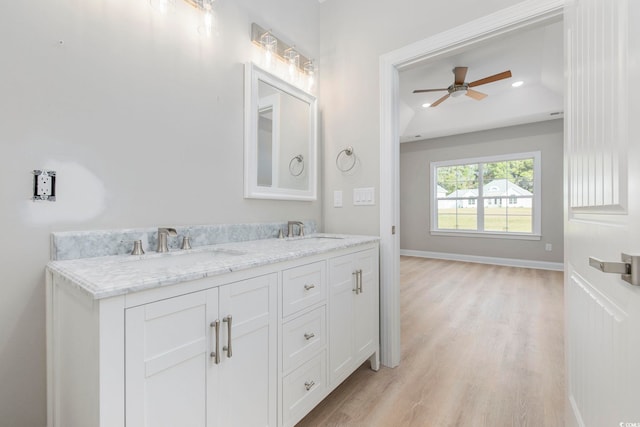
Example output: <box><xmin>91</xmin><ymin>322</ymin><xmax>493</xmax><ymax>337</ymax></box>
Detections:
<box><xmin>413</xmin><ymin>66</ymin><xmax>512</xmax><ymax>107</ymax></box>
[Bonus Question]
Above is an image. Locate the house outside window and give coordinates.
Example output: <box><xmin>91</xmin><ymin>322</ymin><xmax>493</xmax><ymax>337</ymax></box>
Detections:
<box><xmin>431</xmin><ymin>151</ymin><xmax>541</xmax><ymax>240</ymax></box>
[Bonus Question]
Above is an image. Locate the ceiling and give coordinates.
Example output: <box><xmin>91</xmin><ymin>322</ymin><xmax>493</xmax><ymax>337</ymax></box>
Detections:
<box><xmin>398</xmin><ymin>21</ymin><xmax>563</xmax><ymax>142</ymax></box>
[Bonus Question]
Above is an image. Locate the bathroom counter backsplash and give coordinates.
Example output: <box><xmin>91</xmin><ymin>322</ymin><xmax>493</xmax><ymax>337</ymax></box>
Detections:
<box><xmin>47</xmin><ymin>232</ymin><xmax>379</xmax><ymax>300</ymax></box>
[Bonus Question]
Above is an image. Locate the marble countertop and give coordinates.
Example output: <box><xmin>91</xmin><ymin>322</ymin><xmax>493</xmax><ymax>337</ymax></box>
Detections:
<box><xmin>47</xmin><ymin>234</ymin><xmax>379</xmax><ymax>299</ymax></box>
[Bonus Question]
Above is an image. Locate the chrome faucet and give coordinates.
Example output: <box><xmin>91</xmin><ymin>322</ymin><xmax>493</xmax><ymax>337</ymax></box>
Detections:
<box><xmin>157</xmin><ymin>227</ymin><xmax>177</xmax><ymax>252</ymax></box>
<box><xmin>287</xmin><ymin>221</ymin><xmax>305</xmax><ymax>238</ymax></box>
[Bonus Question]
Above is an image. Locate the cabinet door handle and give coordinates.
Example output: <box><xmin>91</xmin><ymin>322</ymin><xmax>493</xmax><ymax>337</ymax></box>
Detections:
<box><xmin>352</xmin><ymin>271</ymin><xmax>359</xmax><ymax>294</ymax></box>
<box><xmin>304</xmin><ymin>380</ymin><xmax>315</xmax><ymax>391</ymax></box>
<box><xmin>210</xmin><ymin>319</ymin><xmax>220</xmax><ymax>364</ymax></box>
<box><xmin>223</xmin><ymin>315</ymin><xmax>233</xmax><ymax>358</ymax></box>
<box><xmin>304</xmin><ymin>332</ymin><xmax>315</xmax><ymax>340</ymax></box>
<box><xmin>358</xmin><ymin>269</ymin><xmax>363</xmax><ymax>293</ymax></box>
<box><xmin>304</xmin><ymin>284</ymin><xmax>316</xmax><ymax>291</ymax></box>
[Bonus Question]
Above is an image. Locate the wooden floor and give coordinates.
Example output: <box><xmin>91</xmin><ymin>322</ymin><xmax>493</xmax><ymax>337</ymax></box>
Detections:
<box><xmin>297</xmin><ymin>257</ymin><xmax>565</xmax><ymax>427</ymax></box>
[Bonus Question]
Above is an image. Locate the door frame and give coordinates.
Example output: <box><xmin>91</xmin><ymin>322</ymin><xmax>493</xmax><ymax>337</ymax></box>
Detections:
<box><xmin>378</xmin><ymin>0</ymin><xmax>565</xmax><ymax>368</ymax></box>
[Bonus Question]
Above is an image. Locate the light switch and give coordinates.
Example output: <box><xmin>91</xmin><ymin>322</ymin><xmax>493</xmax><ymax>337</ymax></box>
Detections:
<box><xmin>334</xmin><ymin>190</ymin><xmax>343</xmax><ymax>208</ymax></box>
<box><xmin>353</xmin><ymin>187</ymin><xmax>375</xmax><ymax>206</ymax></box>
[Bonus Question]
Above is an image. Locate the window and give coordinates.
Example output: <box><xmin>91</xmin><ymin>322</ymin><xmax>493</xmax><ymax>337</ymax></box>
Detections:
<box><xmin>431</xmin><ymin>151</ymin><xmax>541</xmax><ymax>239</ymax></box>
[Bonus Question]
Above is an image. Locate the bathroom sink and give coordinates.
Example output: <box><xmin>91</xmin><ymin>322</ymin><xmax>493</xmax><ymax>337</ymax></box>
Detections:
<box><xmin>125</xmin><ymin>249</ymin><xmax>246</xmax><ymax>272</ymax></box>
<box><xmin>283</xmin><ymin>235</ymin><xmax>345</xmax><ymax>243</ymax></box>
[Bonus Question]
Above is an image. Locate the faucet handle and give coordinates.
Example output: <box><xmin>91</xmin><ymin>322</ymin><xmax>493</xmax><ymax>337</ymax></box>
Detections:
<box><xmin>180</xmin><ymin>236</ymin><xmax>192</xmax><ymax>250</ymax></box>
<box><xmin>131</xmin><ymin>240</ymin><xmax>145</xmax><ymax>255</ymax></box>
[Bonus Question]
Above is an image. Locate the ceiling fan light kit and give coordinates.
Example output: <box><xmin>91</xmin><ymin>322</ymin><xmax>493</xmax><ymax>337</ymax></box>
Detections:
<box><xmin>413</xmin><ymin>66</ymin><xmax>512</xmax><ymax>107</ymax></box>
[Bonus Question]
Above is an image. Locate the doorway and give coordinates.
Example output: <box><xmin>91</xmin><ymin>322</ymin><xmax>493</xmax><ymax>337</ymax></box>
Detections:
<box><xmin>377</xmin><ymin>0</ymin><xmax>564</xmax><ymax>369</ymax></box>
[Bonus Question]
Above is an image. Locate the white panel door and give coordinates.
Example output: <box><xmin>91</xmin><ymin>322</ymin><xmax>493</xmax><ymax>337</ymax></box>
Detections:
<box><xmin>565</xmin><ymin>0</ymin><xmax>640</xmax><ymax>425</ymax></box>
<box><xmin>328</xmin><ymin>254</ymin><xmax>356</xmax><ymax>385</ymax></box>
<box><xmin>353</xmin><ymin>249</ymin><xmax>379</xmax><ymax>362</ymax></box>
<box><xmin>217</xmin><ymin>273</ymin><xmax>277</xmax><ymax>427</ymax></box>
<box><xmin>126</xmin><ymin>289</ymin><xmax>218</xmax><ymax>427</ymax></box>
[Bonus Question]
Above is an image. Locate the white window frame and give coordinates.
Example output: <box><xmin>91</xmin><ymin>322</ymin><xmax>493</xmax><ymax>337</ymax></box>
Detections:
<box><xmin>430</xmin><ymin>151</ymin><xmax>542</xmax><ymax>240</ymax></box>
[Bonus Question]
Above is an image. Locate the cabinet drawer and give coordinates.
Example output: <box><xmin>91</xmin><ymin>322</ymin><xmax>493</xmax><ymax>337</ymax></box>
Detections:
<box><xmin>282</xmin><ymin>261</ymin><xmax>326</xmax><ymax>317</ymax></box>
<box><xmin>282</xmin><ymin>306</ymin><xmax>326</xmax><ymax>373</ymax></box>
<box><xmin>282</xmin><ymin>350</ymin><xmax>327</xmax><ymax>427</ymax></box>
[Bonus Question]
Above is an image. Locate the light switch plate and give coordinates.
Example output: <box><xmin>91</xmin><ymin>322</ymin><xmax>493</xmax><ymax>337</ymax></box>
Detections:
<box><xmin>334</xmin><ymin>190</ymin><xmax>343</xmax><ymax>208</ymax></box>
<box><xmin>353</xmin><ymin>187</ymin><xmax>375</xmax><ymax>206</ymax></box>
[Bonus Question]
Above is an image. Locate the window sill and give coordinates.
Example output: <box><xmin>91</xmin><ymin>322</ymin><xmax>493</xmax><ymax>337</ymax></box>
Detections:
<box><xmin>430</xmin><ymin>230</ymin><xmax>541</xmax><ymax>241</ymax></box>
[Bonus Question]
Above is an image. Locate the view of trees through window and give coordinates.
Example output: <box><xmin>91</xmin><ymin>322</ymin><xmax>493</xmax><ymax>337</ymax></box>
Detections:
<box><xmin>435</xmin><ymin>157</ymin><xmax>535</xmax><ymax>233</ymax></box>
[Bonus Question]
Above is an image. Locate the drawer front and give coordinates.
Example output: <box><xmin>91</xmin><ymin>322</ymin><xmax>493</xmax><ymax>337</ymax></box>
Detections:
<box><xmin>282</xmin><ymin>351</ymin><xmax>327</xmax><ymax>427</ymax></box>
<box><xmin>282</xmin><ymin>306</ymin><xmax>326</xmax><ymax>373</ymax></box>
<box><xmin>282</xmin><ymin>261</ymin><xmax>326</xmax><ymax>317</ymax></box>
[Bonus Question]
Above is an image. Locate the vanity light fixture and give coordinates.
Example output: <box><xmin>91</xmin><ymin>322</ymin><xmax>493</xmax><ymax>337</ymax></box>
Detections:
<box><xmin>150</xmin><ymin>0</ymin><xmax>175</xmax><ymax>14</ymax></box>
<box><xmin>260</xmin><ymin>30</ymin><xmax>278</xmax><ymax>65</ymax></box>
<box><xmin>251</xmin><ymin>23</ymin><xmax>314</xmax><ymax>79</ymax></box>
<box><xmin>183</xmin><ymin>0</ymin><xmax>216</xmax><ymax>35</ymax></box>
<box><xmin>284</xmin><ymin>47</ymin><xmax>300</xmax><ymax>78</ymax></box>
<box><xmin>150</xmin><ymin>0</ymin><xmax>217</xmax><ymax>36</ymax></box>
<box><xmin>303</xmin><ymin>60</ymin><xmax>315</xmax><ymax>85</ymax></box>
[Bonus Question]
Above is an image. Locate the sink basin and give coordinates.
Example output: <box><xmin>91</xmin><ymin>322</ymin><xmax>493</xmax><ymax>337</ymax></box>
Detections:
<box><xmin>301</xmin><ymin>236</ymin><xmax>344</xmax><ymax>241</ymax></box>
<box><xmin>125</xmin><ymin>249</ymin><xmax>245</xmax><ymax>272</ymax></box>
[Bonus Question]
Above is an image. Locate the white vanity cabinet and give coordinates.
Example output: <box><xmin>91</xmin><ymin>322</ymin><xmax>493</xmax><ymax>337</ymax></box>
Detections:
<box><xmin>46</xmin><ymin>238</ymin><xmax>379</xmax><ymax>427</ymax></box>
<box><xmin>328</xmin><ymin>248</ymin><xmax>380</xmax><ymax>386</ymax></box>
<box><xmin>125</xmin><ymin>274</ymin><xmax>277</xmax><ymax>427</ymax></box>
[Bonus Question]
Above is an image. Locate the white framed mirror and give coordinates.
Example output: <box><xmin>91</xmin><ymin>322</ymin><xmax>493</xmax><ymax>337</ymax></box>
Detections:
<box><xmin>244</xmin><ymin>63</ymin><xmax>317</xmax><ymax>200</ymax></box>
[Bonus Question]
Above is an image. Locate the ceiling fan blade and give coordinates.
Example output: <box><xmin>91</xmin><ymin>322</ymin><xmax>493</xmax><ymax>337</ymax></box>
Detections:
<box><xmin>413</xmin><ymin>88</ymin><xmax>449</xmax><ymax>93</ymax></box>
<box><xmin>430</xmin><ymin>93</ymin><xmax>450</xmax><ymax>107</ymax></box>
<box><xmin>453</xmin><ymin>67</ymin><xmax>468</xmax><ymax>85</ymax></box>
<box><xmin>468</xmin><ymin>70</ymin><xmax>512</xmax><ymax>87</ymax></box>
<box><xmin>466</xmin><ymin>89</ymin><xmax>488</xmax><ymax>100</ymax></box>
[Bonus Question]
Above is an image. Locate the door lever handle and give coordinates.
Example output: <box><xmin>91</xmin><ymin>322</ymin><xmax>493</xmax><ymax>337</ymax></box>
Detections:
<box><xmin>588</xmin><ymin>253</ymin><xmax>640</xmax><ymax>286</ymax></box>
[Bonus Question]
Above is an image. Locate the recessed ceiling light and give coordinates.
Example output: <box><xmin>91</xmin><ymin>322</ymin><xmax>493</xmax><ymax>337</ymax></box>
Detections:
<box><xmin>422</xmin><ymin>103</ymin><xmax>431</xmax><ymax>108</ymax></box>
<box><xmin>512</xmin><ymin>81</ymin><xmax>524</xmax><ymax>88</ymax></box>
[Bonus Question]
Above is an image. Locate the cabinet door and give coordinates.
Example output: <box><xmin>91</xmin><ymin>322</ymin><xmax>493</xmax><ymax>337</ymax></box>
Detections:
<box><xmin>126</xmin><ymin>289</ymin><xmax>218</xmax><ymax>427</ymax></box>
<box><xmin>328</xmin><ymin>254</ymin><xmax>356</xmax><ymax>385</ymax></box>
<box><xmin>217</xmin><ymin>273</ymin><xmax>277</xmax><ymax>427</ymax></box>
<box><xmin>353</xmin><ymin>249</ymin><xmax>379</xmax><ymax>362</ymax></box>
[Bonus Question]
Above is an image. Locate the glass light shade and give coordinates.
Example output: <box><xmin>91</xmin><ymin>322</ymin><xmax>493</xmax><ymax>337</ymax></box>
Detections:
<box><xmin>260</xmin><ymin>32</ymin><xmax>277</xmax><ymax>64</ymax></box>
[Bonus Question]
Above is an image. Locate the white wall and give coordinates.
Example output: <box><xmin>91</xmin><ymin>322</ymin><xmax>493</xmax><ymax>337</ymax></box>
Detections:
<box><xmin>319</xmin><ymin>0</ymin><xmax>524</xmax><ymax>235</ymax></box>
<box><xmin>0</xmin><ymin>0</ymin><xmax>319</xmax><ymax>425</ymax></box>
<box><xmin>400</xmin><ymin>120</ymin><xmax>564</xmax><ymax>263</ymax></box>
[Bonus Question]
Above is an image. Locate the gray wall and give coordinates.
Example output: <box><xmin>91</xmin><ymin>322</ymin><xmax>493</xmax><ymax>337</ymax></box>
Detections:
<box><xmin>0</xmin><ymin>0</ymin><xmax>319</xmax><ymax>425</ymax></box>
<box><xmin>400</xmin><ymin>120</ymin><xmax>564</xmax><ymax>263</ymax></box>
<box><xmin>318</xmin><ymin>0</ymin><xmax>523</xmax><ymax>235</ymax></box>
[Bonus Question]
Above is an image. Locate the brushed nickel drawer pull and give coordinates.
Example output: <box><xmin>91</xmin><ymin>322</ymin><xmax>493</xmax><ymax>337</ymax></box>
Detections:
<box><xmin>210</xmin><ymin>319</ymin><xmax>220</xmax><ymax>364</ymax></box>
<box><xmin>352</xmin><ymin>271</ymin><xmax>359</xmax><ymax>294</ymax></box>
<box><xmin>304</xmin><ymin>332</ymin><xmax>315</xmax><ymax>340</ymax></box>
<box><xmin>304</xmin><ymin>284</ymin><xmax>316</xmax><ymax>291</ymax></box>
<box><xmin>304</xmin><ymin>380</ymin><xmax>315</xmax><ymax>391</ymax></box>
<box><xmin>223</xmin><ymin>315</ymin><xmax>232</xmax><ymax>358</ymax></box>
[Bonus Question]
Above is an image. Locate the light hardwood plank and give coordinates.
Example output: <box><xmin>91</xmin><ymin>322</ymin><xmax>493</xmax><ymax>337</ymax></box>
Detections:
<box><xmin>297</xmin><ymin>257</ymin><xmax>564</xmax><ymax>427</ymax></box>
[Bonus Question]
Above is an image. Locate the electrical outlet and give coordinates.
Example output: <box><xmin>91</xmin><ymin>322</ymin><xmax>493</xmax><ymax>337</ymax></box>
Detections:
<box><xmin>33</xmin><ymin>170</ymin><xmax>56</xmax><ymax>201</ymax></box>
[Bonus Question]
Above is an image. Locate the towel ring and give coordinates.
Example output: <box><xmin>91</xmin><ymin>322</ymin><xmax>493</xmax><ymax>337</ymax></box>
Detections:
<box><xmin>289</xmin><ymin>154</ymin><xmax>305</xmax><ymax>177</ymax></box>
<box><xmin>336</xmin><ymin>146</ymin><xmax>356</xmax><ymax>172</ymax></box>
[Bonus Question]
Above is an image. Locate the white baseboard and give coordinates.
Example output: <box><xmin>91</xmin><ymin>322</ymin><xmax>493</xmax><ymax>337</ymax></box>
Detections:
<box><xmin>400</xmin><ymin>249</ymin><xmax>564</xmax><ymax>271</ymax></box>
